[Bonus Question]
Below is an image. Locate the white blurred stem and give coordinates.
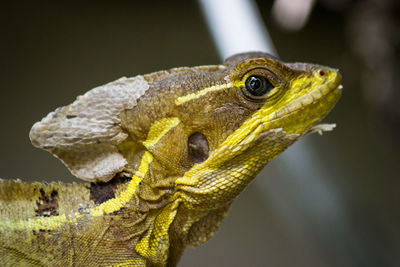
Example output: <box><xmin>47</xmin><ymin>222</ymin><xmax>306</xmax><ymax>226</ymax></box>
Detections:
<box><xmin>272</xmin><ymin>0</ymin><xmax>316</xmax><ymax>31</ymax></box>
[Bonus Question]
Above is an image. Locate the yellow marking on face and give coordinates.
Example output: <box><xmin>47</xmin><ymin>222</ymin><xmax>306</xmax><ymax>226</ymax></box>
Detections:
<box><xmin>142</xmin><ymin>117</ymin><xmax>180</xmax><ymax>148</ymax></box>
<box><xmin>176</xmin><ymin>70</ymin><xmax>340</xmax><ymax>187</ymax></box>
<box><xmin>175</xmin><ymin>83</ymin><xmax>232</xmax><ymax>105</ymax></box>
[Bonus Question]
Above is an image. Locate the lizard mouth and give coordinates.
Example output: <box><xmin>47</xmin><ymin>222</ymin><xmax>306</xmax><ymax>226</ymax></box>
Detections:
<box><xmin>209</xmin><ymin>69</ymin><xmax>342</xmax><ymax>158</ymax></box>
<box><xmin>261</xmin><ymin>68</ymin><xmax>343</xmax><ymax>135</ymax></box>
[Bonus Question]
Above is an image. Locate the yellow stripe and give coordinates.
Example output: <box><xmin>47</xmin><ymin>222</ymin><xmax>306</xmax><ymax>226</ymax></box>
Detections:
<box><xmin>176</xmin><ymin>71</ymin><xmax>339</xmax><ymax>188</ymax></box>
<box><xmin>142</xmin><ymin>117</ymin><xmax>180</xmax><ymax>148</ymax></box>
<box><xmin>90</xmin><ymin>151</ymin><xmax>153</xmax><ymax>216</ymax></box>
<box><xmin>175</xmin><ymin>83</ymin><xmax>231</xmax><ymax>105</ymax></box>
<box><xmin>0</xmin><ymin>213</ymin><xmax>81</xmax><ymax>232</ymax></box>
<box><xmin>110</xmin><ymin>258</ymin><xmax>146</xmax><ymax>267</ymax></box>
<box><xmin>1</xmin><ymin>116</ymin><xmax>188</xmax><ymax>231</ymax></box>
<box><xmin>1</xmin><ymin>117</ymin><xmax>185</xmax><ymax>231</ymax></box>
<box><xmin>1</xmin><ymin>152</ymin><xmax>153</xmax><ymax>231</ymax></box>
<box><xmin>1</xmin><ymin>117</ymin><xmax>184</xmax><ymax>231</ymax></box>
<box><xmin>135</xmin><ymin>200</ymin><xmax>179</xmax><ymax>259</ymax></box>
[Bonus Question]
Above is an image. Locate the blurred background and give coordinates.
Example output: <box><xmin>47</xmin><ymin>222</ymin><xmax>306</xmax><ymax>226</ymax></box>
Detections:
<box><xmin>1</xmin><ymin>0</ymin><xmax>399</xmax><ymax>266</ymax></box>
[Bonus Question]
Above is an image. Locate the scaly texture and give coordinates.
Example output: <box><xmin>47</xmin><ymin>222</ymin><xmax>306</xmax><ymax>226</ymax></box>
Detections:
<box><xmin>0</xmin><ymin>52</ymin><xmax>342</xmax><ymax>266</ymax></box>
<box><xmin>29</xmin><ymin>76</ymin><xmax>150</xmax><ymax>182</ymax></box>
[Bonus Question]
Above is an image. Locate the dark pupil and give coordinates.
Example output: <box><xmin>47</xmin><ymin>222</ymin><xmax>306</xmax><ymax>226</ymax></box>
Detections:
<box><xmin>245</xmin><ymin>76</ymin><xmax>273</xmax><ymax>97</ymax></box>
<box><xmin>249</xmin><ymin>78</ymin><xmax>261</xmax><ymax>90</ymax></box>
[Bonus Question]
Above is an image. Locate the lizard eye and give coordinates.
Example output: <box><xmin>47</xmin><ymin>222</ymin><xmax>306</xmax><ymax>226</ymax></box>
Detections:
<box><xmin>245</xmin><ymin>76</ymin><xmax>274</xmax><ymax>98</ymax></box>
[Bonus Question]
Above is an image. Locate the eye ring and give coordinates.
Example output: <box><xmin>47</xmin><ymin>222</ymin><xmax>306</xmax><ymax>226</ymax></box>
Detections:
<box><xmin>244</xmin><ymin>75</ymin><xmax>275</xmax><ymax>98</ymax></box>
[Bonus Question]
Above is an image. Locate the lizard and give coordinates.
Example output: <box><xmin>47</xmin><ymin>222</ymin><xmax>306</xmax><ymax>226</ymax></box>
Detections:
<box><xmin>0</xmin><ymin>52</ymin><xmax>342</xmax><ymax>266</ymax></box>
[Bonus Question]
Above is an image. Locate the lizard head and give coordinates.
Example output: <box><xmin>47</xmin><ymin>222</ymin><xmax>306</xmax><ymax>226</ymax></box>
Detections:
<box><xmin>29</xmin><ymin>52</ymin><xmax>341</xmax><ymax>211</ymax></box>
<box><xmin>174</xmin><ymin>52</ymin><xmax>342</xmax><ymax>209</ymax></box>
<box><xmin>27</xmin><ymin>52</ymin><xmax>342</xmax><ymax>265</ymax></box>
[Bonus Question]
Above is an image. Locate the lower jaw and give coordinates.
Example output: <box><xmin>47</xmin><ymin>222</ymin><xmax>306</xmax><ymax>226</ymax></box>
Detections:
<box><xmin>264</xmin><ymin>85</ymin><xmax>342</xmax><ymax>135</ymax></box>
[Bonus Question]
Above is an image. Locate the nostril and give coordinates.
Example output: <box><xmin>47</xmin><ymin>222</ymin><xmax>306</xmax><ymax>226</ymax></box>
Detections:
<box><xmin>319</xmin><ymin>70</ymin><xmax>325</xmax><ymax>76</ymax></box>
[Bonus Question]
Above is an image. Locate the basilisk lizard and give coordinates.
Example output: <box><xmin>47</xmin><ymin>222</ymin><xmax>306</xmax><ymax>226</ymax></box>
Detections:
<box><xmin>0</xmin><ymin>52</ymin><xmax>342</xmax><ymax>266</ymax></box>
